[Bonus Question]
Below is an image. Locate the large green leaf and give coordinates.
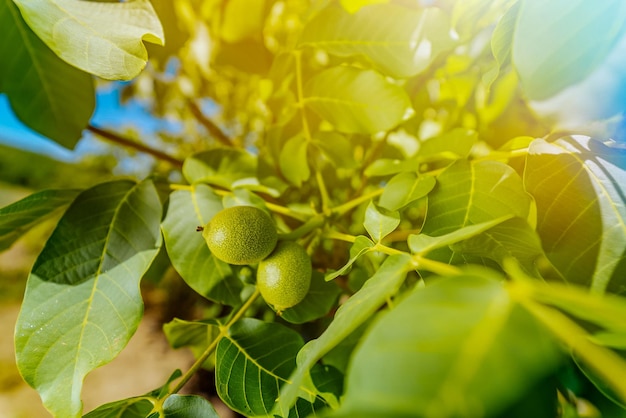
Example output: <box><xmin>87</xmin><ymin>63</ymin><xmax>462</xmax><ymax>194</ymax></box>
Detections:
<box><xmin>0</xmin><ymin>188</ymin><xmax>79</xmax><ymax>251</ymax></box>
<box><xmin>0</xmin><ymin>0</ymin><xmax>94</xmax><ymax>148</ymax></box>
<box><xmin>299</xmin><ymin>4</ymin><xmax>454</xmax><ymax>78</ymax></box>
<box><xmin>524</xmin><ymin>136</ymin><xmax>626</xmax><ymax>293</ymax></box>
<box><xmin>422</xmin><ymin>160</ymin><xmax>531</xmax><ymax>236</ymax></box>
<box><xmin>215</xmin><ymin>318</ymin><xmax>304</xmax><ymax>416</ymax></box>
<box><xmin>513</xmin><ymin>0</ymin><xmax>626</xmax><ymax>100</ymax></box>
<box><xmin>15</xmin><ymin>179</ymin><xmax>162</xmax><ymax>418</ymax></box>
<box><xmin>378</xmin><ymin>172</ymin><xmax>435</xmax><ymax>211</ymax></box>
<box><xmin>332</xmin><ymin>273</ymin><xmax>562</xmax><ymax>417</ymax></box>
<box><xmin>303</xmin><ymin>66</ymin><xmax>411</xmax><ymax>135</ymax></box>
<box><xmin>363</xmin><ymin>201</ymin><xmax>399</xmax><ymax>242</ymax></box>
<box><xmin>275</xmin><ymin>254</ymin><xmax>413</xmax><ymax>415</ymax></box>
<box><xmin>161</xmin><ymin>186</ymin><xmax>242</xmax><ymax>306</ymax></box>
<box><xmin>13</xmin><ymin>0</ymin><xmax>164</xmax><ymax>80</ymax></box>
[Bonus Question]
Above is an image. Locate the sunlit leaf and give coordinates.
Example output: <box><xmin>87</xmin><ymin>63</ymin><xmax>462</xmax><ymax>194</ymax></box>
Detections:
<box><xmin>452</xmin><ymin>0</ymin><xmax>516</xmax><ymax>40</ymax></box>
<box><xmin>304</xmin><ymin>66</ymin><xmax>411</xmax><ymax>134</ymax></box>
<box><xmin>524</xmin><ymin>136</ymin><xmax>626</xmax><ymax>293</ymax></box>
<box><xmin>416</xmin><ymin>128</ymin><xmax>477</xmax><ymax>161</ymax></box>
<box><xmin>161</xmin><ymin>186</ymin><xmax>243</xmax><ymax>306</ymax></box>
<box><xmin>279</xmin><ymin>135</ymin><xmax>310</xmax><ymax>187</ymax></box>
<box><xmin>363</xmin><ymin>201</ymin><xmax>400</xmax><ymax>242</ymax></box>
<box><xmin>300</xmin><ymin>4</ymin><xmax>454</xmax><ymax>78</ymax></box>
<box><xmin>325</xmin><ymin>236</ymin><xmax>375</xmax><ymax>281</ymax></box>
<box><xmin>216</xmin><ymin>318</ymin><xmax>304</xmax><ymax>416</ymax></box>
<box><xmin>484</xmin><ymin>1</ymin><xmax>519</xmax><ymax>88</ymax></box>
<box><xmin>409</xmin><ymin>215</ymin><xmax>514</xmax><ymax>255</ymax></box>
<box><xmin>183</xmin><ymin>149</ymin><xmax>258</xmax><ymax>189</ymax></box>
<box><xmin>280</xmin><ymin>271</ymin><xmax>342</xmax><ymax>324</ymax></box>
<box><xmin>15</xmin><ymin>180</ymin><xmax>162</xmax><ymax>418</ymax></box>
<box><xmin>0</xmin><ymin>0</ymin><xmax>94</xmax><ymax>148</ymax></box>
<box><xmin>275</xmin><ymin>254</ymin><xmax>413</xmax><ymax>415</ymax></box>
<box><xmin>339</xmin><ymin>0</ymin><xmax>388</xmax><ymax>14</ymax></box>
<box><xmin>0</xmin><ymin>188</ymin><xmax>79</xmax><ymax>251</ymax></box>
<box><xmin>378</xmin><ymin>172</ymin><xmax>435</xmax><ymax>211</ymax></box>
<box><xmin>422</xmin><ymin>160</ymin><xmax>531</xmax><ymax>236</ymax></box>
<box><xmin>334</xmin><ymin>273</ymin><xmax>562</xmax><ymax>417</ymax></box>
<box><xmin>513</xmin><ymin>0</ymin><xmax>626</xmax><ymax>100</ymax></box>
<box><xmin>13</xmin><ymin>0</ymin><xmax>164</xmax><ymax>80</ymax></box>
<box><xmin>162</xmin><ymin>394</ymin><xmax>220</xmax><ymax>418</ymax></box>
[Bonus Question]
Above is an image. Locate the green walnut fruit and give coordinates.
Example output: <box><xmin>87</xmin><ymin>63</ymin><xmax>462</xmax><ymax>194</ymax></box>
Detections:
<box><xmin>257</xmin><ymin>241</ymin><xmax>312</xmax><ymax>313</ymax></box>
<box><xmin>202</xmin><ymin>205</ymin><xmax>277</xmax><ymax>265</ymax></box>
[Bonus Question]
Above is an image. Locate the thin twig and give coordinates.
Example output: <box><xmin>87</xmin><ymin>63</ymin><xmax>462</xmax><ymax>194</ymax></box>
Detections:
<box><xmin>187</xmin><ymin>100</ymin><xmax>234</xmax><ymax>147</ymax></box>
<box><xmin>87</xmin><ymin>124</ymin><xmax>184</xmax><ymax>168</ymax></box>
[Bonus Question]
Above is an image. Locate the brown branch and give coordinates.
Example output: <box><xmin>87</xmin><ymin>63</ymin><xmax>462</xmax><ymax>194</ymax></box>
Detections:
<box><xmin>187</xmin><ymin>100</ymin><xmax>234</xmax><ymax>147</ymax></box>
<box><xmin>87</xmin><ymin>124</ymin><xmax>184</xmax><ymax>168</ymax></box>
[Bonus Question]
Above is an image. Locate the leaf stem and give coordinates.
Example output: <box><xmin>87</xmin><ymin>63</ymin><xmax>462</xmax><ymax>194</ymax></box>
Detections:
<box><xmin>331</xmin><ymin>188</ymin><xmax>384</xmax><ymax>217</ymax></box>
<box><xmin>87</xmin><ymin>124</ymin><xmax>184</xmax><ymax>168</ymax></box>
<box><xmin>169</xmin><ymin>289</ymin><xmax>261</xmax><ymax>395</ymax></box>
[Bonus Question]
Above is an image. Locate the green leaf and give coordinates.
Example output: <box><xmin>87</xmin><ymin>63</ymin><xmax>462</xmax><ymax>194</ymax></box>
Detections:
<box><xmin>512</xmin><ymin>0</ymin><xmax>626</xmax><ymax>100</ymax></box>
<box><xmin>363</xmin><ymin>201</ymin><xmax>400</xmax><ymax>242</ymax></box>
<box><xmin>280</xmin><ymin>271</ymin><xmax>342</xmax><ymax>324</ymax></box>
<box><xmin>334</xmin><ymin>273</ymin><xmax>562</xmax><ymax>417</ymax></box>
<box><xmin>275</xmin><ymin>254</ymin><xmax>413</xmax><ymax>415</ymax></box>
<box><xmin>83</xmin><ymin>398</ymin><xmax>153</xmax><ymax>418</ymax></box>
<box><xmin>0</xmin><ymin>0</ymin><xmax>94</xmax><ymax>148</ymax></box>
<box><xmin>13</xmin><ymin>0</ymin><xmax>164</xmax><ymax>80</ymax></box>
<box><xmin>449</xmin><ymin>217</ymin><xmax>547</xmax><ymax>277</ymax></box>
<box><xmin>325</xmin><ymin>235</ymin><xmax>375</xmax><ymax>281</ymax></box>
<box><xmin>484</xmin><ymin>1</ymin><xmax>519</xmax><ymax>87</ymax></box>
<box><xmin>299</xmin><ymin>4</ymin><xmax>454</xmax><ymax>78</ymax></box>
<box><xmin>408</xmin><ymin>215</ymin><xmax>514</xmax><ymax>255</ymax></box>
<box><xmin>161</xmin><ymin>186</ymin><xmax>243</xmax><ymax>306</ymax></box>
<box><xmin>183</xmin><ymin>149</ymin><xmax>258</xmax><ymax>189</ymax></box>
<box><xmin>422</xmin><ymin>159</ymin><xmax>531</xmax><ymax>236</ymax></box>
<box><xmin>279</xmin><ymin>135</ymin><xmax>310</xmax><ymax>187</ymax></box>
<box><xmin>163</xmin><ymin>318</ymin><xmax>219</xmax><ymax>350</ymax></box>
<box><xmin>416</xmin><ymin>128</ymin><xmax>477</xmax><ymax>161</ymax></box>
<box><xmin>216</xmin><ymin>318</ymin><xmax>304</xmax><ymax>416</ymax></box>
<box><xmin>452</xmin><ymin>0</ymin><xmax>516</xmax><ymax>40</ymax></box>
<box><xmin>378</xmin><ymin>172</ymin><xmax>435</xmax><ymax>211</ymax></box>
<box><xmin>162</xmin><ymin>394</ymin><xmax>220</xmax><ymax>418</ymax></box>
<box><xmin>15</xmin><ymin>180</ymin><xmax>162</xmax><ymax>418</ymax></box>
<box><xmin>310</xmin><ymin>132</ymin><xmax>358</xmax><ymax>169</ymax></box>
<box><xmin>303</xmin><ymin>66</ymin><xmax>411</xmax><ymax>134</ymax></box>
<box><xmin>0</xmin><ymin>188</ymin><xmax>79</xmax><ymax>251</ymax></box>
<box><xmin>524</xmin><ymin>136</ymin><xmax>626</xmax><ymax>293</ymax></box>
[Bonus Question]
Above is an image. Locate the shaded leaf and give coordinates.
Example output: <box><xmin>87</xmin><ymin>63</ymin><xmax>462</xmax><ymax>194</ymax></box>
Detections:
<box><xmin>378</xmin><ymin>172</ymin><xmax>435</xmax><ymax>211</ymax></box>
<box><xmin>161</xmin><ymin>186</ymin><xmax>242</xmax><ymax>306</ymax></box>
<box><xmin>13</xmin><ymin>0</ymin><xmax>164</xmax><ymax>80</ymax></box>
<box><xmin>0</xmin><ymin>188</ymin><xmax>79</xmax><ymax>251</ymax></box>
<box><xmin>279</xmin><ymin>135</ymin><xmax>310</xmax><ymax>187</ymax></box>
<box><xmin>275</xmin><ymin>254</ymin><xmax>413</xmax><ymax>415</ymax></box>
<box><xmin>449</xmin><ymin>217</ymin><xmax>547</xmax><ymax>277</ymax></box>
<box><xmin>163</xmin><ymin>318</ymin><xmax>219</xmax><ymax>350</ymax></box>
<box><xmin>0</xmin><ymin>0</ymin><xmax>94</xmax><ymax>148</ymax></box>
<box><xmin>325</xmin><ymin>236</ymin><xmax>375</xmax><ymax>281</ymax></box>
<box><xmin>363</xmin><ymin>201</ymin><xmax>400</xmax><ymax>242</ymax></box>
<box><xmin>15</xmin><ymin>180</ymin><xmax>162</xmax><ymax>418</ymax></box>
<box><xmin>304</xmin><ymin>66</ymin><xmax>411</xmax><ymax>134</ymax></box>
<box><xmin>280</xmin><ymin>271</ymin><xmax>342</xmax><ymax>324</ymax></box>
<box><xmin>300</xmin><ymin>4</ymin><xmax>454</xmax><ymax>78</ymax></box>
<box><xmin>422</xmin><ymin>159</ymin><xmax>531</xmax><ymax>236</ymax></box>
<box><xmin>311</xmin><ymin>132</ymin><xmax>358</xmax><ymax>169</ymax></box>
<box><xmin>333</xmin><ymin>273</ymin><xmax>562</xmax><ymax>417</ymax></box>
<box><xmin>83</xmin><ymin>398</ymin><xmax>153</xmax><ymax>418</ymax></box>
<box><xmin>216</xmin><ymin>318</ymin><xmax>304</xmax><ymax>416</ymax></box>
<box><xmin>183</xmin><ymin>149</ymin><xmax>258</xmax><ymax>189</ymax></box>
<box><xmin>162</xmin><ymin>394</ymin><xmax>220</xmax><ymax>418</ymax></box>
<box><xmin>512</xmin><ymin>0</ymin><xmax>626</xmax><ymax>100</ymax></box>
<box><xmin>524</xmin><ymin>136</ymin><xmax>626</xmax><ymax>293</ymax></box>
